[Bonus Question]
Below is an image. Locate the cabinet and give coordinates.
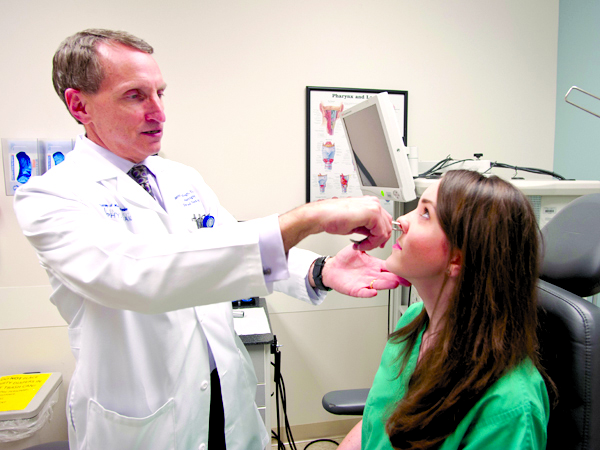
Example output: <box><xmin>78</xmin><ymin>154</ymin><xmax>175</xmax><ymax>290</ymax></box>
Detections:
<box><xmin>234</xmin><ymin>298</ymin><xmax>274</xmax><ymax>445</ymax></box>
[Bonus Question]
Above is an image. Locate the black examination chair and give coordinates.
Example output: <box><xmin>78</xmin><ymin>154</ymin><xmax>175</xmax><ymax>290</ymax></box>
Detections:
<box><xmin>322</xmin><ymin>193</ymin><xmax>600</xmax><ymax>450</ymax></box>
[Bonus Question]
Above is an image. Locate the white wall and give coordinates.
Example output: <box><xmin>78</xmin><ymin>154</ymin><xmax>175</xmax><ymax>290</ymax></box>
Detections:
<box><xmin>0</xmin><ymin>0</ymin><xmax>559</xmax><ymax>446</ymax></box>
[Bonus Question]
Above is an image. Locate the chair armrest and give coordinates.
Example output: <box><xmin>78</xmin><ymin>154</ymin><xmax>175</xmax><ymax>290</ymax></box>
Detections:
<box><xmin>322</xmin><ymin>388</ymin><xmax>370</xmax><ymax>415</ymax></box>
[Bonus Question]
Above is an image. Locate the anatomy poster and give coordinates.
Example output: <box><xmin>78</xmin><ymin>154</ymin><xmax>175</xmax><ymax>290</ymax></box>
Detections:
<box><xmin>306</xmin><ymin>87</ymin><xmax>408</xmax><ymax>212</ymax></box>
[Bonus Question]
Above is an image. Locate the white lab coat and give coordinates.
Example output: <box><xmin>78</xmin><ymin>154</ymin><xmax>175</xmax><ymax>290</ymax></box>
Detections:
<box><xmin>14</xmin><ymin>137</ymin><xmax>323</xmax><ymax>450</ymax></box>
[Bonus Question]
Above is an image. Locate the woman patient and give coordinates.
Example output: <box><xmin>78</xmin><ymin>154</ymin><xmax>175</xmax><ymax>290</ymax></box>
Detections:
<box><xmin>340</xmin><ymin>169</ymin><xmax>552</xmax><ymax>450</ymax></box>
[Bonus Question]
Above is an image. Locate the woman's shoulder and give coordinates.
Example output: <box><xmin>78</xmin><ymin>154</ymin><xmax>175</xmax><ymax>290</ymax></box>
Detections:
<box><xmin>489</xmin><ymin>359</ymin><xmax>547</xmax><ymax>399</ymax></box>
<box><xmin>444</xmin><ymin>359</ymin><xmax>550</xmax><ymax>449</ymax></box>
<box><xmin>471</xmin><ymin>359</ymin><xmax>550</xmax><ymax>426</ymax></box>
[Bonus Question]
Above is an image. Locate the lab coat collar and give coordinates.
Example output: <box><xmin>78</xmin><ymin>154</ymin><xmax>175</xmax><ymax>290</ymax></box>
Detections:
<box><xmin>71</xmin><ymin>136</ymin><xmax>166</xmax><ymax>214</ymax></box>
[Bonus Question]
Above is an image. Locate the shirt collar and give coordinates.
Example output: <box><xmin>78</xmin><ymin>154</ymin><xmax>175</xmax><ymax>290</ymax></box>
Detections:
<box><xmin>80</xmin><ymin>135</ymin><xmax>154</xmax><ymax>176</ymax></box>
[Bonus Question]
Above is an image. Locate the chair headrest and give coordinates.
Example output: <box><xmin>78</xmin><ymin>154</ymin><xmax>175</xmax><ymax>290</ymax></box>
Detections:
<box><xmin>540</xmin><ymin>193</ymin><xmax>600</xmax><ymax>298</ymax></box>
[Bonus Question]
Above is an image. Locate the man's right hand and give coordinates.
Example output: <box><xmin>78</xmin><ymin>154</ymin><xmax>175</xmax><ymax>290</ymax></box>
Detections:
<box><xmin>278</xmin><ymin>196</ymin><xmax>394</xmax><ymax>252</ymax></box>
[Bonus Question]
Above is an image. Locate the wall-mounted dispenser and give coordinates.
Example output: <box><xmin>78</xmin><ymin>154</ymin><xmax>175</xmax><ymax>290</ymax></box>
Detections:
<box><xmin>2</xmin><ymin>139</ymin><xmax>39</xmax><ymax>196</ymax></box>
<box><xmin>2</xmin><ymin>139</ymin><xmax>75</xmax><ymax>196</ymax></box>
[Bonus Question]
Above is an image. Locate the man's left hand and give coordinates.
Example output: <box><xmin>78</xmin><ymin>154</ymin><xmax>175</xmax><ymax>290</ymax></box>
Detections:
<box><xmin>319</xmin><ymin>245</ymin><xmax>410</xmax><ymax>298</ymax></box>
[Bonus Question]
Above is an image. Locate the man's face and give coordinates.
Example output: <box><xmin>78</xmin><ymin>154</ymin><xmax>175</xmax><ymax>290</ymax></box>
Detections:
<box><xmin>80</xmin><ymin>42</ymin><xmax>167</xmax><ymax>163</ymax></box>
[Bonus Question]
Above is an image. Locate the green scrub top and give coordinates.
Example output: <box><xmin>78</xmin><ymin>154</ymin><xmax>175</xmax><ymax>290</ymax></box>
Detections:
<box><xmin>362</xmin><ymin>302</ymin><xmax>550</xmax><ymax>450</ymax></box>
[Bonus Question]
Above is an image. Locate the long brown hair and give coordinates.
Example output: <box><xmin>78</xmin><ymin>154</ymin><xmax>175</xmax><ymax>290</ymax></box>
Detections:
<box><xmin>385</xmin><ymin>170</ymin><xmax>544</xmax><ymax>449</ymax></box>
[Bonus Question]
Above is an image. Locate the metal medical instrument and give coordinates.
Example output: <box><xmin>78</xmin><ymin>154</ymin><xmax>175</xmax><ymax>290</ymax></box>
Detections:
<box><xmin>350</xmin><ymin>221</ymin><xmax>402</xmax><ymax>245</ymax></box>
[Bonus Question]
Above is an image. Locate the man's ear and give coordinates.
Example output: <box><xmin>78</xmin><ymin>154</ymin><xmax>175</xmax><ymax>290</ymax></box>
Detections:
<box><xmin>448</xmin><ymin>249</ymin><xmax>462</xmax><ymax>278</ymax></box>
<box><xmin>64</xmin><ymin>88</ymin><xmax>91</xmax><ymax>124</ymax></box>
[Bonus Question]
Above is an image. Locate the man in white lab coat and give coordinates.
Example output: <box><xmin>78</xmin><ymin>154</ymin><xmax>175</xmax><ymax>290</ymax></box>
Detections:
<box><xmin>14</xmin><ymin>29</ymin><xmax>402</xmax><ymax>450</ymax></box>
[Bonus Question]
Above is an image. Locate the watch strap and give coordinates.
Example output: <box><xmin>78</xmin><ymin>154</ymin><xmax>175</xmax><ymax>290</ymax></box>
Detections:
<box><xmin>312</xmin><ymin>256</ymin><xmax>332</xmax><ymax>291</ymax></box>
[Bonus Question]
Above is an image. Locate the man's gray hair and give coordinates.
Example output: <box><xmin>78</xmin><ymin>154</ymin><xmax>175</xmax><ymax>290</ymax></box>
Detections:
<box><xmin>52</xmin><ymin>29</ymin><xmax>154</xmax><ymax>122</ymax></box>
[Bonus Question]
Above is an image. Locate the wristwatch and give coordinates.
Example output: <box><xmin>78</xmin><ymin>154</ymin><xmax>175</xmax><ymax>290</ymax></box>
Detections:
<box><xmin>312</xmin><ymin>256</ymin><xmax>332</xmax><ymax>291</ymax></box>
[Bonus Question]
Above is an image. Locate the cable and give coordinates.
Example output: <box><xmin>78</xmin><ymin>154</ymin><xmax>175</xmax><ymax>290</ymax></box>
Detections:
<box><xmin>418</xmin><ymin>155</ymin><xmax>453</xmax><ymax>178</ymax></box>
<box><xmin>271</xmin><ymin>336</ymin><xmax>298</xmax><ymax>450</ymax></box>
<box><xmin>418</xmin><ymin>156</ymin><xmax>570</xmax><ymax>181</ymax></box>
<box><xmin>271</xmin><ymin>337</ymin><xmax>341</xmax><ymax>449</ymax></box>
<box><xmin>487</xmin><ymin>162</ymin><xmax>568</xmax><ymax>180</ymax></box>
<box><xmin>279</xmin><ymin>369</ymin><xmax>296</xmax><ymax>449</ymax></box>
<box><xmin>304</xmin><ymin>438</ymin><xmax>340</xmax><ymax>448</ymax></box>
<box><xmin>418</xmin><ymin>156</ymin><xmax>476</xmax><ymax>178</ymax></box>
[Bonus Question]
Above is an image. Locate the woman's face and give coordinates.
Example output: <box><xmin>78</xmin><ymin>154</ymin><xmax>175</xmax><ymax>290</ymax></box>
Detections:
<box><xmin>385</xmin><ymin>182</ymin><xmax>453</xmax><ymax>284</ymax></box>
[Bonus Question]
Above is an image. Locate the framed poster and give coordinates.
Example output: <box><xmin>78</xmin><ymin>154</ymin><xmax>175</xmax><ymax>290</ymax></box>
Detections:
<box><xmin>306</xmin><ymin>87</ymin><xmax>408</xmax><ymax>204</ymax></box>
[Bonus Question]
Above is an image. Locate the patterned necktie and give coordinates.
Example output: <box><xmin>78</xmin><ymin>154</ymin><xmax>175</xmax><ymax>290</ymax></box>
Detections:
<box><xmin>128</xmin><ymin>165</ymin><xmax>155</xmax><ymax>199</ymax></box>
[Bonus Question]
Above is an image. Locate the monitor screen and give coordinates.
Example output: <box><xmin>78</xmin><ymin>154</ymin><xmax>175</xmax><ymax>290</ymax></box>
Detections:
<box><xmin>343</xmin><ymin>104</ymin><xmax>399</xmax><ymax>189</ymax></box>
<box><xmin>340</xmin><ymin>92</ymin><xmax>416</xmax><ymax>202</ymax></box>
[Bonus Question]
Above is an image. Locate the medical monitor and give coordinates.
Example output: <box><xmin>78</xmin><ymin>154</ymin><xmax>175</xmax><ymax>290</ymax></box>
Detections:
<box><xmin>340</xmin><ymin>92</ymin><xmax>416</xmax><ymax>202</ymax></box>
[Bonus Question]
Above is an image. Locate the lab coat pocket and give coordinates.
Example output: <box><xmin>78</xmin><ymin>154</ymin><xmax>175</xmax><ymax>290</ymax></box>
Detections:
<box><xmin>87</xmin><ymin>397</ymin><xmax>176</xmax><ymax>450</ymax></box>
